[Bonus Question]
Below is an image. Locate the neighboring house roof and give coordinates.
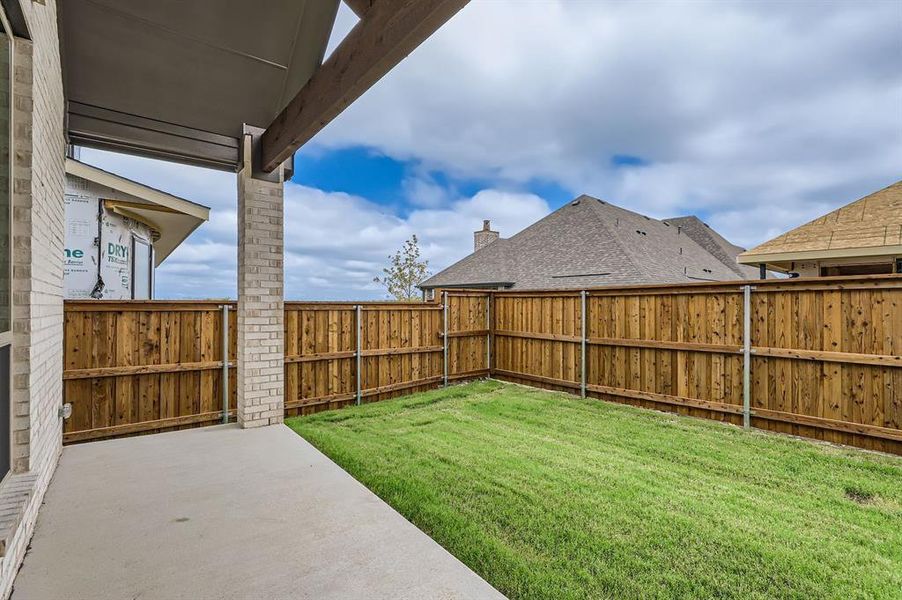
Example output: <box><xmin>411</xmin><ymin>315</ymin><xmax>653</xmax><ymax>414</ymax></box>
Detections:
<box><xmin>666</xmin><ymin>216</ymin><xmax>759</xmax><ymax>279</ymax></box>
<box><xmin>66</xmin><ymin>158</ymin><xmax>210</xmax><ymax>266</ymax></box>
<box><xmin>738</xmin><ymin>180</ymin><xmax>902</xmax><ymax>268</ymax></box>
<box><xmin>420</xmin><ymin>195</ymin><xmax>754</xmax><ymax>291</ymax></box>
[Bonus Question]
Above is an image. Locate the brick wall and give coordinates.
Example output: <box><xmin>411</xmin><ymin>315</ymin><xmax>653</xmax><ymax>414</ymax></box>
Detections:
<box><xmin>0</xmin><ymin>0</ymin><xmax>66</xmax><ymax>596</ymax></box>
<box><xmin>236</xmin><ymin>134</ymin><xmax>285</xmax><ymax>427</ymax></box>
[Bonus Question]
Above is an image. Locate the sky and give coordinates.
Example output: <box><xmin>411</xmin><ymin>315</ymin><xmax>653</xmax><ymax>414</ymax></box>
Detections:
<box><xmin>80</xmin><ymin>0</ymin><xmax>902</xmax><ymax>300</ymax></box>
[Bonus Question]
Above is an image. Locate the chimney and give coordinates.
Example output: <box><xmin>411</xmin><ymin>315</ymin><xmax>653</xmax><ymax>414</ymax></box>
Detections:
<box><xmin>474</xmin><ymin>219</ymin><xmax>499</xmax><ymax>252</ymax></box>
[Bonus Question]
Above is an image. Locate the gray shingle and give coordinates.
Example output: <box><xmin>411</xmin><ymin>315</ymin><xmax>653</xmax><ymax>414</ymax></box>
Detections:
<box><xmin>665</xmin><ymin>215</ymin><xmax>759</xmax><ymax>278</ymax></box>
<box><xmin>420</xmin><ymin>195</ymin><xmax>755</xmax><ymax>290</ymax></box>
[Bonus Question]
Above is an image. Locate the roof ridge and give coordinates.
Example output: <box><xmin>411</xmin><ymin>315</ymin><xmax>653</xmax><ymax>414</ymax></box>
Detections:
<box><xmin>667</xmin><ymin>215</ymin><xmax>749</xmax><ymax>278</ymax></box>
<box><xmin>585</xmin><ymin>199</ymin><xmax>652</xmax><ymax>280</ymax></box>
<box><xmin>422</xmin><ymin>194</ymin><xmax>754</xmax><ymax>291</ymax></box>
<box><xmin>595</xmin><ymin>201</ymin><xmax>749</xmax><ymax>281</ymax></box>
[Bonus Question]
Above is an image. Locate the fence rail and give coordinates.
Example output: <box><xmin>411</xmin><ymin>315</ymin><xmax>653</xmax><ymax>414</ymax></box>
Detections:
<box><xmin>491</xmin><ymin>275</ymin><xmax>902</xmax><ymax>455</ymax></box>
<box><xmin>62</xmin><ymin>275</ymin><xmax>902</xmax><ymax>454</ymax></box>
<box><xmin>62</xmin><ymin>294</ymin><xmax>490</xmax><ymax>443</ymax></box>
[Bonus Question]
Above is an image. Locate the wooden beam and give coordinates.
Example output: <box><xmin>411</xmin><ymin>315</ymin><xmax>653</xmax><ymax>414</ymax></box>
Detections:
<box><xmin>343</xmin><ymin>0</ymin><xmax>373</xmax><ymax>18</ymax></box>
<box><xmin>260</xmin><ymin>0</ymin><xmax>469</xmax><ymax>171</ymax></box>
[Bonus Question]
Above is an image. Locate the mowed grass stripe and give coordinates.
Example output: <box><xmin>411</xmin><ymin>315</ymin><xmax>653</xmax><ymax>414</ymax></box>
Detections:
<box><xmin>287</xmin><ymin>380</ymin><xmax>902</xmax><ymax>600</ymax></box>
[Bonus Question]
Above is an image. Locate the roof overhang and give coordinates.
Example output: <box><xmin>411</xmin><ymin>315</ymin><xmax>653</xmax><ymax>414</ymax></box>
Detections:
<box><xmin>60</xmin><ymin>0</ymin><xmax>470</xmax><ymax>173</ymax></box>
<box><xmin>66</xmin><ymin>158</ymin><xmax>210</xmax><ymax>265</ymax></box>
<box><xmin>738</xmin><ymin>245</ymin><xmax>902</xmax><ymax>269</ymax></box>
<box><xmin>60</xmin><ymin>0</ymin><xmax>339</xmax><ymax>171</ymax></box>
<box><xmin>419</xmin><ymin>282</ymin><xmax>514</xmax><ymax>290</ymax></box>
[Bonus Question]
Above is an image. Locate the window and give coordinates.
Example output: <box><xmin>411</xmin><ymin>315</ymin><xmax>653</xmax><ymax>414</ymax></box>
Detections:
<box><xmin>132</xmin><ymin>236</ymin><xmax>152</xmax><ymax>300</ymax></box>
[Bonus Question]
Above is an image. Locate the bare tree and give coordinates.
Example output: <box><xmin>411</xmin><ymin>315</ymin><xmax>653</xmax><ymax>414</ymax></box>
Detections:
<box><xmin>374</xmin><ymin>235</ymin><xmax>430</xmax><ymax>300</ymax></box>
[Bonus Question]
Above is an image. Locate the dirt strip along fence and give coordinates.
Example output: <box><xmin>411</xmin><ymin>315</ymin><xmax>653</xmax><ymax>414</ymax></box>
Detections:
<box><xmin>62</xmin><ymin>294</ymin><xmax>489</xmax><ymax>443</ymax></box>
<box><xmin>491</xmin><ymin>275</ymin><xmax>902</xmax><ymax>455</ymax></box>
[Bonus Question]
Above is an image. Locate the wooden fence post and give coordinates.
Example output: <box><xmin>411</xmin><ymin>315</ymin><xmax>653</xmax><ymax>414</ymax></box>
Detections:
<box><xmin>221</xmin><ymin>304</ymin><xmax>230</xmax><ymax>424</ymax></box>
<box><xmin>742</xmin><ymin>284</ymin><xmax>752</xmax><ymax>429</ymax></box>
<box><xmin>486</xmin><ymin>293</ymin><xmax>492</xmax><ymax>375</ymax></box>
<box><xmin>580</xmin><ymin>290</ymin><xmax>587</xmax><ymax>399</ymax></box>
<box><xmin>356</xmin><ymin>304</ymin><xmax>362</xmax><ymax>406</ymax></box>
<box><xmin>59</xmin><ymin>278</ymin><xmax>902</xmax><ymax>452</ymax></box>
<box><xmin>442</xmin><ymin>292</ymin><xmax>449</xmax><ymax>387</ymax></box>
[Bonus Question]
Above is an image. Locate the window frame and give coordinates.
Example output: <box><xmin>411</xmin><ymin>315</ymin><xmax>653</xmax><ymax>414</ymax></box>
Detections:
<box><xmin>0</xmin><ymin>2</ymin><xmax>12</xmax><ymax>348</ymax></box>
<box><xmin>131</xmin><ymin>235</ymin><xmax>152</xmax><ymax>300</ymax></box>
<box><xmin>0</xmin><ymin>2</ymin><xmax>15</xmax><ymax>484</ymax></box>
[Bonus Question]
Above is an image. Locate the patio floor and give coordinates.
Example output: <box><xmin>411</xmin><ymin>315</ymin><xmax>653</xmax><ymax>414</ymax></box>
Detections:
<box><xmin>13</xmin><ymin>424</ymin><xmax>503</xmax><ymax>599</ymax></box>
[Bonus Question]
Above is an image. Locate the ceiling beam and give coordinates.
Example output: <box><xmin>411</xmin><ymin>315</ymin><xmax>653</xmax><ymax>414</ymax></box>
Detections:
<box><xmin>260</xmin><ymin>0</ymin><xmax>469</xmax><ymax>172</ymax></box>
<box><xmin>342</xmin><ymin>0</ymin><xmax>373</xmax><ymax>18</ymax></box>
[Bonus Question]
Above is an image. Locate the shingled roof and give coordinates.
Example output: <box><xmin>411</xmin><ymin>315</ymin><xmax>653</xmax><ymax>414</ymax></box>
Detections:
<box><xmin>666</xmin><ymin>215</ymin><xmax>759</xmax><ymax>279</ymax></box>
<box><xmin>738</xmin><ymin>180</ymin><xmax>902</xmax><ymax>268</ymax></box>
<box><xmin>420</xmin><ymin>195</ymin><xmax>755</xmax><ymax>291</ymax></box>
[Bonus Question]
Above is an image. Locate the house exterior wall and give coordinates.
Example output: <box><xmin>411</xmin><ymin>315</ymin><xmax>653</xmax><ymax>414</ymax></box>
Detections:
<box><xmin>779</xmin><ymin>256</ymin><xmax>900</xmax><ymax>278</ymax></box>
<box><xmin>63</xmin><ymin>174</ymin><xmax>155</xmax><ymax>299</ymax></box>
<box><xmin>792</xmin><ymin>261</ymin><xmax>819</xmax><ymax>278</ymax></box>
<box><xmin>0</xmin><ymin>0</ymin><xmax>66</xmax><ymax>597</ymax></box>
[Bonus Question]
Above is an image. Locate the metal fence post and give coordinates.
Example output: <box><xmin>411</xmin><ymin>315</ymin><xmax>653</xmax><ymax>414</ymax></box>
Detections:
<box><xmin>355</xmin><ymin>304</ymin><xmax>362</xmax><ymax>406</ymax></box>
<box><xmin>221</xmin><ymin>304</ymin><xmax>229</xmax><ymax>424</ymax></box>
<box><xmin>485</xmin><ymin>293</ymin><xmax>492</xmax><ymax>375</ymax></box>
<box><xmin>580</xmin><ymin>290</ymin><xmax>587</xmax><ymax>398</ymax></box>
<box><xmin>742</xmin><ymin>285</ymin><xmax>752</xmax><ymax>429</ymax></box>
<box><xmin>442</xmin><ymin>292</ymin><xmax>449</xmax><ymax>387</ymax></box>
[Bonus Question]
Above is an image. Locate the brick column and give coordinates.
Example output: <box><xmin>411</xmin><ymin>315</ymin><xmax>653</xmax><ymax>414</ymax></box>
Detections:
<box><xmin>236</xmin><ymin>133</ymin><xmax>284</xmax><ymax>427</ymax></box>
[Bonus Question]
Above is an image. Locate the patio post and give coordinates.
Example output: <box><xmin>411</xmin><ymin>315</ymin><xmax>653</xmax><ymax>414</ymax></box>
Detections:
<box><xmin>236</xmin><ymin>129</ymin><xmax>285</xmax><ymax>428</ymax></box>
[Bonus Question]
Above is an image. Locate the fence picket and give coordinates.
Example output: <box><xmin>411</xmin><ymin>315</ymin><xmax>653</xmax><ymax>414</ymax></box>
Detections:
<box><xmin>61</xmin><ymin>276</ymin><xmax>902</xmax><ymax>453</ymax></box>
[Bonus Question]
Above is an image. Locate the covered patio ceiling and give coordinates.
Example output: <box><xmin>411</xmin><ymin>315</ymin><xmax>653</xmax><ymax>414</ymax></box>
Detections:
<box><xmin>60</xmin><ymin>0</ymin><xmax>469</xmax><ymax>172</ymax></box>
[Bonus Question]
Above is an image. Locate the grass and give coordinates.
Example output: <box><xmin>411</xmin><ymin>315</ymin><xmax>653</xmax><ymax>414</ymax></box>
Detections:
<box><xmin>286</xmin><ymin>380</ymin><xmax>902</xmax><ymax>599</ymax></box>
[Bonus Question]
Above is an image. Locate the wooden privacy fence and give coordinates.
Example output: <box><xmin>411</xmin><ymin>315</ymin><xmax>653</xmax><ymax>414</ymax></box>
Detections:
<box><xmin>62</xmin><ymin>275</ymin><xmax>902</xmax><ymax>454</ymax></box>
<box><xmin>281</xmin><ymin>294</ymin><xmax>488</xmax><ymax>416</ymax></box>
<box><xmin>491</xmin><ymin>275</ymin><xmax>902</xmax><ymax>455</ymax></box>
<box><xmin>62</xmin><ymin>294</ymin><xmax>490</xmax><ymax>443</ymax></box>
<box><xmin>63</xmin><ymin>301</ymin><xmax>236</xmax><ymax>444</ymax></box>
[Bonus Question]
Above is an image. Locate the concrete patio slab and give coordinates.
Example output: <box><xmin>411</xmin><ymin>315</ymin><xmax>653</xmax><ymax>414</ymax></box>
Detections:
<box><xmin>13</xmin><ymin>425</ymin><xmax>503</xmax><ymax>599</ymax></box>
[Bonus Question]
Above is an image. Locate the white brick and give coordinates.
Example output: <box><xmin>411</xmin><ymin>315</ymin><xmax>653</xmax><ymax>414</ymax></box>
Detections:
<box><xmin>236</xmin><ymin>135</ymin><xmax>284</xmax><ymax>429</ymax></box>
<box><xmin>0</xmin><ymin>1</ymin><xmax>66</xmax><ymax>597</ymax></box>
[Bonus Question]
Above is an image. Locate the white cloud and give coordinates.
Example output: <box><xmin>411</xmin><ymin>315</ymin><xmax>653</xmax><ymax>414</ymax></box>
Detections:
<box><xmin>312</xmin><ymin>0</ymin><xmax>902</xmax><ymax>247</ymax></box>
<box><xmin>79</xmin><ymin>149</ymin><xmax>548</xmax><ymax>300</ymax></box>
<box><xmin>401</xmin><ymin>172</ymin><xmax>453</xmax><ymax>208</ymax></box>
<box><xmin>77</xmin><ymin>1</ymin><xmax>901</xmax><ymax>297</ymax></box>
<box><xmin>279</xmin><ymin>185</ymin><xmax>548</xmax><ymax>299</ymax></box>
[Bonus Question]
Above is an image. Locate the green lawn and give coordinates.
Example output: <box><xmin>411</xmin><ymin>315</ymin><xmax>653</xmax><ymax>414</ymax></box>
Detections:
<box><xmin>286</xmin><ymin>380</ymin><xmax>902</xmax><ymax>600</ymax></box>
